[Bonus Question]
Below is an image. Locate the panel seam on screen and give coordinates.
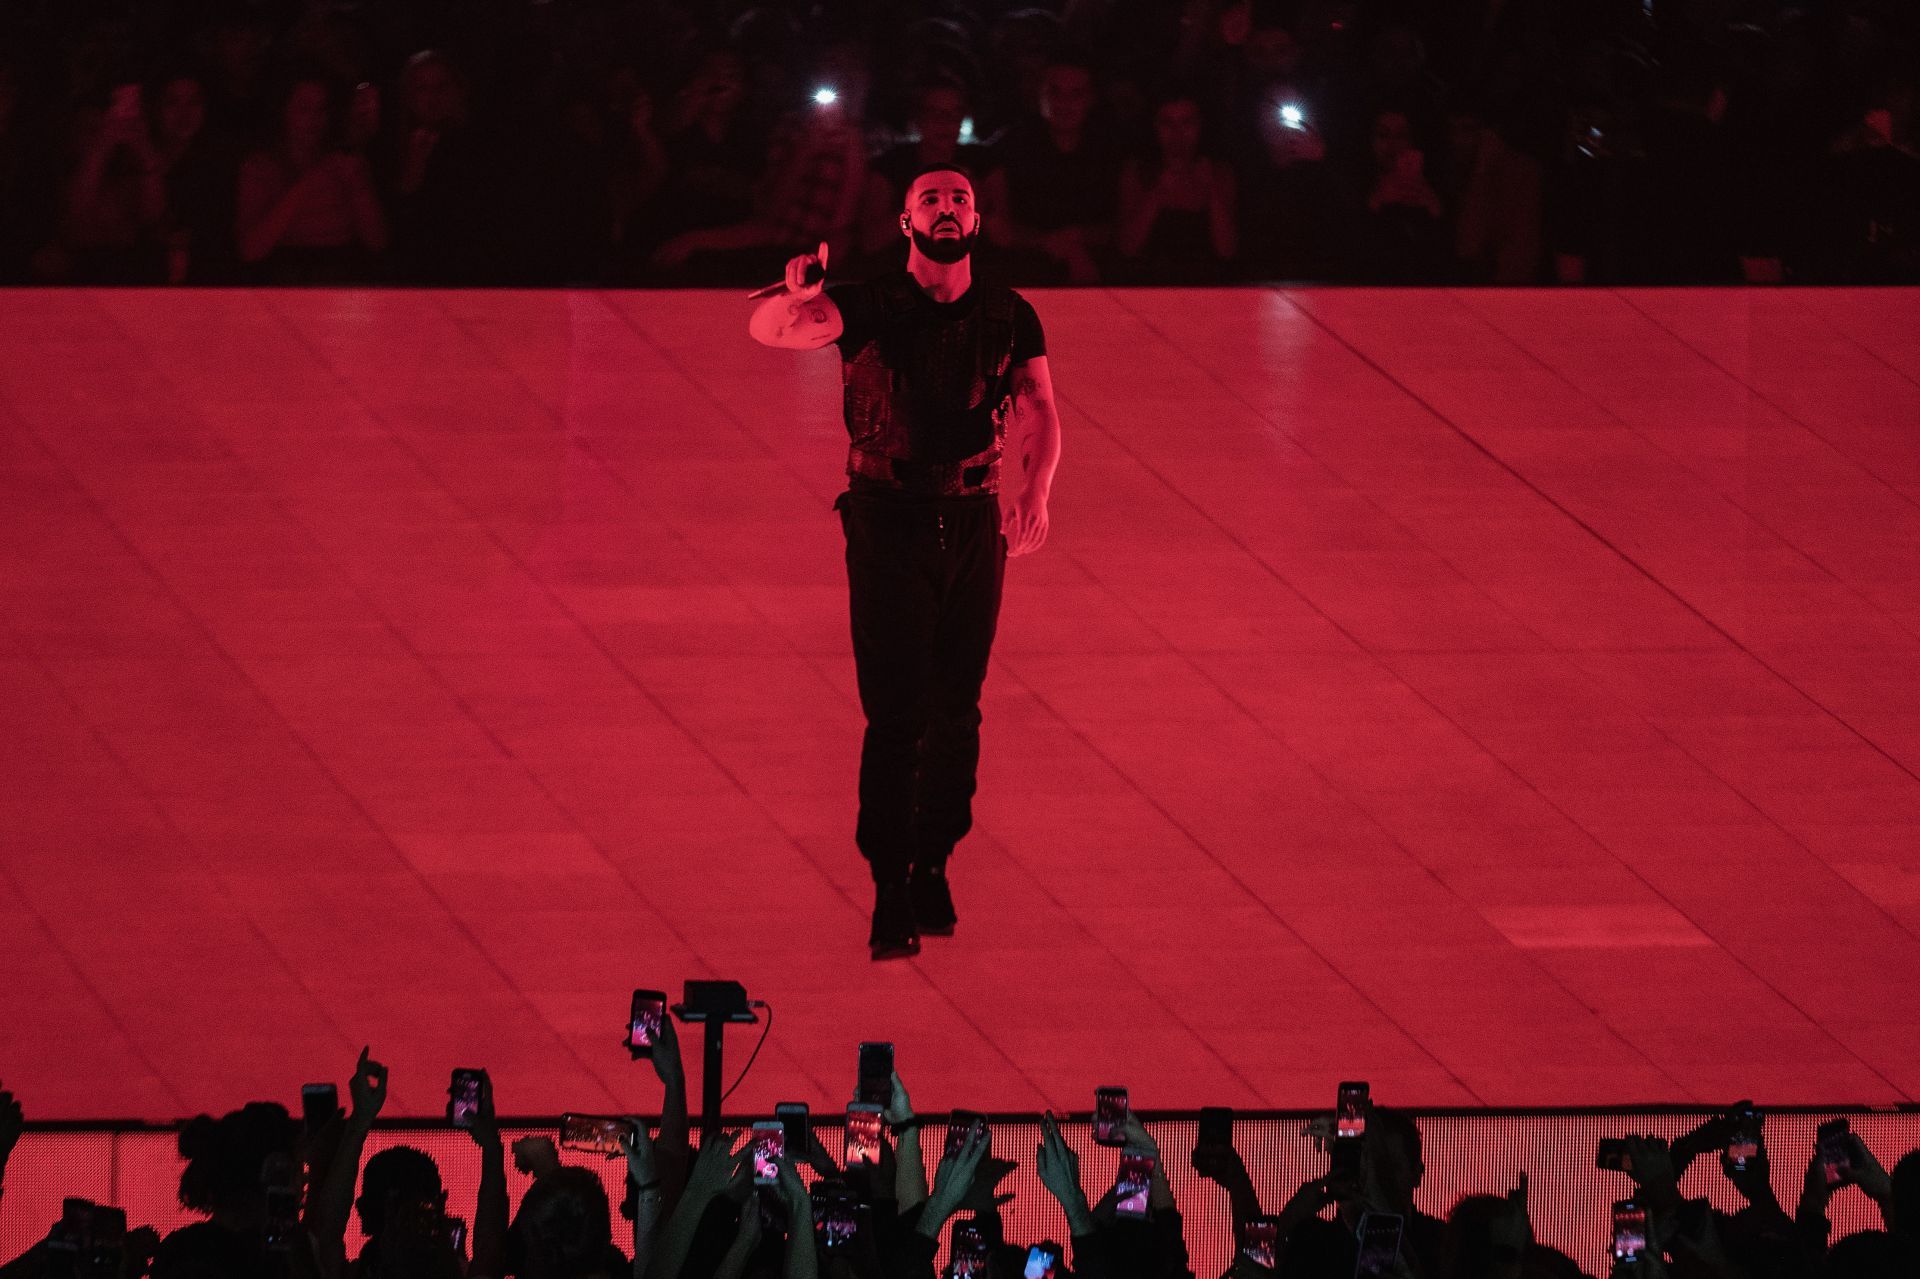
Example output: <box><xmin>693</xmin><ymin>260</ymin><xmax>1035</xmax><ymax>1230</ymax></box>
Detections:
<box><xmin>1453</xmin><ymin>290</ymin><xmax>1920</xmax><ymax>951</ymax></box>
<box><xmin>1101</xmin><ymin>288</ymin><xmax>1905</xmax><ymax>1096</ymax></box>
<box><xmin>66</xmin><ymin>292</ymin><xmax>632</xmax><ymax>1111</ymax></box>
<box><xmin>255</xmin><ymin>290</ymin><xmax>849</xmax><ymax>1105</ymax></box>
<box><xmin>1045</xmin><ymin>298</ymin><xmax>1711</xmax><ymax>1101</ymax></box>
<box><xmin>1085</xmin><ymin>291</ymin><xmax>1727</xmax><ymax>1096</ymax></box>
<box><xmin>1257</xmin><ymin>289</ymin><xmax>1912</xmax><ymax>1095</ymax></box>
<box><xmin>426</xmin><ymin>290</ymin><xmax>1041</xmax><ymax>1105</ymax></box>
<box><xmin>587</xmin><ymin>290</ymin><xmax>1258</xmax><ymax>1107</ymax></box>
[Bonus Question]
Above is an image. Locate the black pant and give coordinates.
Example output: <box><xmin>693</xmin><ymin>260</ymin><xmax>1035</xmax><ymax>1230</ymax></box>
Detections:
<box><xmin>836</xmin><ymin>486</ymin><xmax>1006</xmax><ymax>884</ymax></box>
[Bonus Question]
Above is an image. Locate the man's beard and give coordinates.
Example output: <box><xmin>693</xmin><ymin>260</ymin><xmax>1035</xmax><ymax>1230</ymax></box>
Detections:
<box><xmin>911</xmin><ymin>221</ymin><xmax>979</xmax><ymax>264</ymax></box>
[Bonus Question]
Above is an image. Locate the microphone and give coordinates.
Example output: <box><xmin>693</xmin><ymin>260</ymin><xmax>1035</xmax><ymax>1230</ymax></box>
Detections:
<box><xmin>746</xmin><ymin>260</ymin><xmax>823</xmax><ymax>300</ymax></box>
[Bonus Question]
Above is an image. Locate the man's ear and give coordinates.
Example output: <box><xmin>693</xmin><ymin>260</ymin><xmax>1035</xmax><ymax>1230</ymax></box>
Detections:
<box><xmin>900</xmin><ymin>213</ymin><xmax>911</xmax><ymax>232</ymax></box>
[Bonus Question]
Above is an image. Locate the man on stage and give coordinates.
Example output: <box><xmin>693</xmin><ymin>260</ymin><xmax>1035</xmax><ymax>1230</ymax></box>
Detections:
<box><xmin>748</xmin><ymin>164</ymin><xmax>1062</xmax><ymax>961</ymax></box>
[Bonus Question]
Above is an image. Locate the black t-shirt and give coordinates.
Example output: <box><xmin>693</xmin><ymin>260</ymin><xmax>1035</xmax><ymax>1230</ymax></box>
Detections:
<box><xmin>827</xmin><ymin>275</ymin><xmax>1045</xmax><ymax>366</ymax></box>
<box><xmin>826</xmin><ymin>273</ymin><xmax>1046</xmax><ymax>484</ymax></box>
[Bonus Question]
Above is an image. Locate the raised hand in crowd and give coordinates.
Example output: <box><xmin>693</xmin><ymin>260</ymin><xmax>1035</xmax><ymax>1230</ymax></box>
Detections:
<box><xmin>654</xmin><ymin>1130</ymin><xmax>749</xmax><ymax>1279</ymax></box>
<box><xmin>622</xmin><ymin>1121</ymin><xmax>663</xmax><ymax>1279</ymax></box>
<box><xmin>648</xmin><ymin>1010</ymin><xmax>692</xmax><ymax>1207</ymax></box>
<box><xmin>916</xmin><ymin>1119</ymin><xmax>989</xmax><ymax>1240</ymax></box>
<box><xmin>308</xmin><ymin>1047</ymin><xmax>386</xmax><ymax>1273</ymax></box>
<box><xmin>466</xmin><ymin>1069</ymin><xmax>509</xmax><ymax>1279</ymax></box>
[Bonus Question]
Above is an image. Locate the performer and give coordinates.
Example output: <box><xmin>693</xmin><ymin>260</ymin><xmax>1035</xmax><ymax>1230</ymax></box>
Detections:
<box><xmin>748</xmin><ymin>164</ymin><xmax>1062</xmax><ymax>960</ymax></box>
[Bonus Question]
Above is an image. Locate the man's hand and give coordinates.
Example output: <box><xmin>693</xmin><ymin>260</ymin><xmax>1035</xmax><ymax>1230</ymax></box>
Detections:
<box><xmin>784</xmin><ymin>241</ymin><xmax>828</xmax><ymax>302</ymax></box>
<box><xmin>1192</xmin><ymin>1140</ymin><xmax>1254</xmax><ymax>1192</ymax></box>
<box><xmin>621</xmin><ymin>1120</ymin><xmax>658</xmax><ymax>1186</ymax></box>
<box><xmin>651</xmin><ymin>1014</ymin><xmax>686</xmax><ymax>1089</ymax></box>
<box><xmin>466</xmin><ymin>1071</ymin><xmax>501</xmax><ymax>1153</ymax></box>
<box><xmin>777</xmin><ymin>1155</ymin><xmax>813</xmax><ymax>1220</ymax></box>
<box><xmin>919</xmin><ymin>1125</ymin><xmax>990</xmax><ymax>1236</ymax></box>
<box><xmin>1277</xmin><ymin>1175</ymin><xmax>1332</xmax><ymax>1228</ymax></box>
<box><xmin>1624</xmin><ymin>1136</ymin><xmax>1681</xmax><ymax>1214</ymax></box>
<box><xmin>1035</xmin><ymin>1113</ymin><xmax>1093</xmax><ymax>1233</ymax></box>
<box><xmin>1120</xmin><ymin>1113</ymin><xmax>1159</xmax><ymax>1161</ymax></box>
<box><xmin>687</xmin><ymin>1132</ymin><xmax>749</xmax><ymax>1203</ymax></box>
<box><xmin>1722</xmin><ymin>1138</ymin><xmax>1774</xmax><ymax>1208</ymax></box>
<box><xmin>1489</xmin><ymin>1173</ymin><xmax>1532</xmax><ymax>1254</ymax></box>
<box><xmin>1001</xmin><ymin>492</ymin><xmax>1049</xmax><ymax>557</ymax></box>
<box><xmin>884</xmin><ymin>1071</ymin><xmax>914</xmax><ymax>1127</ymax></box>
<box><xmin>1849</xmin><ymin>1135</ymin><xmax>1894</xmax><ymax>1205</ymax></box>
<box><xmin>348</xmin><ymin>1047</ymin><xmax>387</xmax><ymax>1126</ymax></box>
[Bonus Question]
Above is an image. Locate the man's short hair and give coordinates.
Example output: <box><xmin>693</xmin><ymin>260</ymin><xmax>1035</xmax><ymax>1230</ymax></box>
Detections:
<box><xmin>907</xmin><ymin>161</ymin><xmax>975</xmax><ymax>191</ymax></box>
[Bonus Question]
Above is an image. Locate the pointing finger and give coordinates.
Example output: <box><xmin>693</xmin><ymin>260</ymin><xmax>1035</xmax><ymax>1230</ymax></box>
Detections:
<box><xmin>818</xmin><ymin>241</ymin><xmax>829</xmax><ymax>271</ymax></box>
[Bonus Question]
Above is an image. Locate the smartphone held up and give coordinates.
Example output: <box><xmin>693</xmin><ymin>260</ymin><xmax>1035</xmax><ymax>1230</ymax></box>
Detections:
<box><xmin>628</xmin><ymin>989</ymin><xmax>667</xmax><ymax>1058</ymax></box>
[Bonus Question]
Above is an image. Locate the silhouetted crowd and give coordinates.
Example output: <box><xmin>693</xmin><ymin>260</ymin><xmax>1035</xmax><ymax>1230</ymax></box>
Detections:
<box><xmin>0</xmin><ymin>1</ymin><xmax>1917</xmax><ymax>289</ymax></box>
<box><xmin>3</xmin><ymin>1030</ymin><xmax>1918</xmax><ymax>1279</ymax></box>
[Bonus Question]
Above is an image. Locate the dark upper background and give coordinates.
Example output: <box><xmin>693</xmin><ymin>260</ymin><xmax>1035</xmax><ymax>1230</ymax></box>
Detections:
<box><xmin>0</xmin><ymin>0</ymin><xmax>1914</xmax><ymax>289</ymax></box>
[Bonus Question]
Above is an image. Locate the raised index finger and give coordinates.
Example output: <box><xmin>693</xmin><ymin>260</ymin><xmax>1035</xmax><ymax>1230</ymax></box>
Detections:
<box><xmin>818</xmin><ymin>241</ymin><xmax>830</xmax><ymax>271</ymax></box>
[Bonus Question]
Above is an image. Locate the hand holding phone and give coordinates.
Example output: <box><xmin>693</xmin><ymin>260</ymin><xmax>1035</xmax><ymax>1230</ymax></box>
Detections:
<box><xmin>628</xmin><ymin>989</ymin><xmax>667</xmax><ymax>1058</ymax></box>
<box><xmin>1816</xmin><ymin>1119</ymin><xmax>1853</xmax><ymax>1186</ymax></box>
<box><xmin>560</xmin><ymin>1114</ymin><xmax>635</xmax><ymax>1157</ymax></box>
<box><xmin>1024</xmin><ymin>1242</ymin><xmax>1064</xmax><ymax>1279</ymax></box>
<box><xmin>776</xmin><ymin>1102</ymin><xmax>811</xmax><ymax>1164</ymax></box>
<box><xmin>1114</xmin><ymin>1146</ymin><xmax>1156</xmax><ymax>1218</ymax></box>
<box><xmin>1612</xmin><ymin>1199</ymin><xmax>1647</xmax><ymax>1263</ymax></box>
<box><xmin>845</xmin><ymin>1103</ymin><xmax>884</xmax><ymax>1167</ymax></box>
<box><xmin>1236</xmin><ymin>1218</ymin><xmax>1278</xmax><ymax>1271</ymax></box>
<box><xmin>301</xmin><ymin>1082</ymin><xmax>339</xmax><ymax>1135</ymax></box>
<box><xmin>1093</xmin><ymin>1087</ymin><xmax>1129</xmax><ymax>1147</ymax></box>
<box><xmin>951</xmin><ymin>1223</ymin><xmax>989</xmax><ymax>1277</ymax></box>
<box><xmin>1724</xmin><ymin>1105</ymin><xmax>1762</xmax><ymax>1175</ymax></box>
<box><xmin>1328</xmin><ymin>1082</ymin><xmax>1368</xmax><ymax>1188</ymax></box>
<box><xmin>752</xmin><ymin>1121</ymin><xmax>786</xmax><ymax>1185</ymax></box>
<box><xmin>1354</xmin><ymin>1210</ymin><xmax>1404</xmax><ymax>1277</ymax></box>
<box><xmin>448</xmin><ymin>1069</ymin><xmax>485</xmax><ymax>1128</ymax></box>
<box><xmin>945</xmin><ymin>1110</ymin><xmax>990</xmax><ymax>1160</ymax></box>
<box><xmin>857</xmin><ymin>1042</ymin><xmax>894</xmax><ymax>1107</ymax></box>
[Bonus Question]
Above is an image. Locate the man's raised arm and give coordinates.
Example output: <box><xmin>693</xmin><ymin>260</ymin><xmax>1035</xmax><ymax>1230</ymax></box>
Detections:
<box><xmin>748</xmin><ymin>240</ymin><xmax>845</xmax><ymax>350</ymax></box>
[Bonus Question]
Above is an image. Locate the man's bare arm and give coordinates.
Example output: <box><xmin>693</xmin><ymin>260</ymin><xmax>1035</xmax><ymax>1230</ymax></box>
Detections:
<box><xmin>748</xmin><ymin>241</ymin><xmax>844</xmax><ymax>350</ymax></box>
<box><xmin>749</xmin><ymin>290</ymin><xmax>843</xmax><ymax>350</ymax></box>
<box><xmin>1007</xmin><ymin>355</ymin><xmax>1062</xmax><ymax>502</ymax></box>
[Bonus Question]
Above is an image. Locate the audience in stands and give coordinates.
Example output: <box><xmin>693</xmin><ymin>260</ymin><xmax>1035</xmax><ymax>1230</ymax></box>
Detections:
<box><xmin>4</xmin><ymin>0</ymin><xmax>1910</xmax><ymax>287</ymax></box>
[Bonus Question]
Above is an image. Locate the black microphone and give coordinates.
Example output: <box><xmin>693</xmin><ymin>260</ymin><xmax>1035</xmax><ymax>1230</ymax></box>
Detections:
<box><xmin>746</xmin><ymin>260</ymin><xmax>824</xmax><ymax>300</ymax></box>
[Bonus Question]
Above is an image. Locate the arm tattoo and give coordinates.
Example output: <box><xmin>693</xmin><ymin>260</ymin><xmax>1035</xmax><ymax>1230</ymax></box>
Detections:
<box><xmin>1012</xmin><ymin>375</ymin><xmax>1049</xmax><ymax>417</ymax></box>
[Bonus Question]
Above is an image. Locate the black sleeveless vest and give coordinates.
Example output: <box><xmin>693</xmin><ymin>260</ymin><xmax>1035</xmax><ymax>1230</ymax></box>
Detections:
<box><xmin>840</xmin><ymin>274</ymin><xmax>1018</xmax><ymax>497</ymax></box>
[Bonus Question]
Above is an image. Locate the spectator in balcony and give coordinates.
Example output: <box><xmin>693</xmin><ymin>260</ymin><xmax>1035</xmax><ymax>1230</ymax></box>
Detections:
<box><xmin>625</xmin><ymin>49</ymin><xmax>762</xmax><ymax>275</ymax></box>
<box><xmin>383</xmin><ymin>49</ymin><xmax>489</xmax><ymax>284</ymax></box>
<box><xmin>1115</xmin><ymin>89</ymin><xmax>1237</xmax><ymax>284</ymax></box>
<box><xmin>649</xmin><ymin>45</ymin><xmax>870</xmax><ymax>285</ymax></box>
<box><xmin>236</xmin><ymin>73</ymin><xmax>388</xmax><ymax>284</ymax></box>
<box><xmin>1241</xmin><ymin>86</ymin><xmax>1355</xmax><ymax>281</ymax></box>
<box><xmin>152</xmin><ymin>70</ymin><xmax>244</xmax><ymax>284</ymax></box>
<box><xmin>0</xmin><ymin>59</ymin><xmax>61</xmax><ymax>283</ymax></box>
<box><xmin>1820</xmin><ymin>78</ymin><xmax>1920</xmax><ymax>283</ymax></box>
<box><xmin>1356</xmin><ymin>106</ymin><xmax>1447</xmax><ymax>283</ymax></box>
<box><xmin>1445</xmin><ymin>101</ymin><xmax>1545</xmax><ymax>284</ymax></box>
<box><xmin>995</xmin><ymin>52</ymin><xmax>1122</xmax><ymax>284</ymax></box>
<box><xmin>58</xmin><ymin>83</ymin><xmax>168</xmax><ymax>283</ymax></box>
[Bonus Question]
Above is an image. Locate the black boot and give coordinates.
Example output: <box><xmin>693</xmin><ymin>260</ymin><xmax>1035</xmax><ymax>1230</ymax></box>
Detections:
<box><xmin>909</xmin><ymin>864</ymin><xmax>957</xmax><ymax>936</ymax></box>
<box><xmin>869</xmin><ymin>880</ymin><xmax>921</xmax><ymax>961</ymax></box>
